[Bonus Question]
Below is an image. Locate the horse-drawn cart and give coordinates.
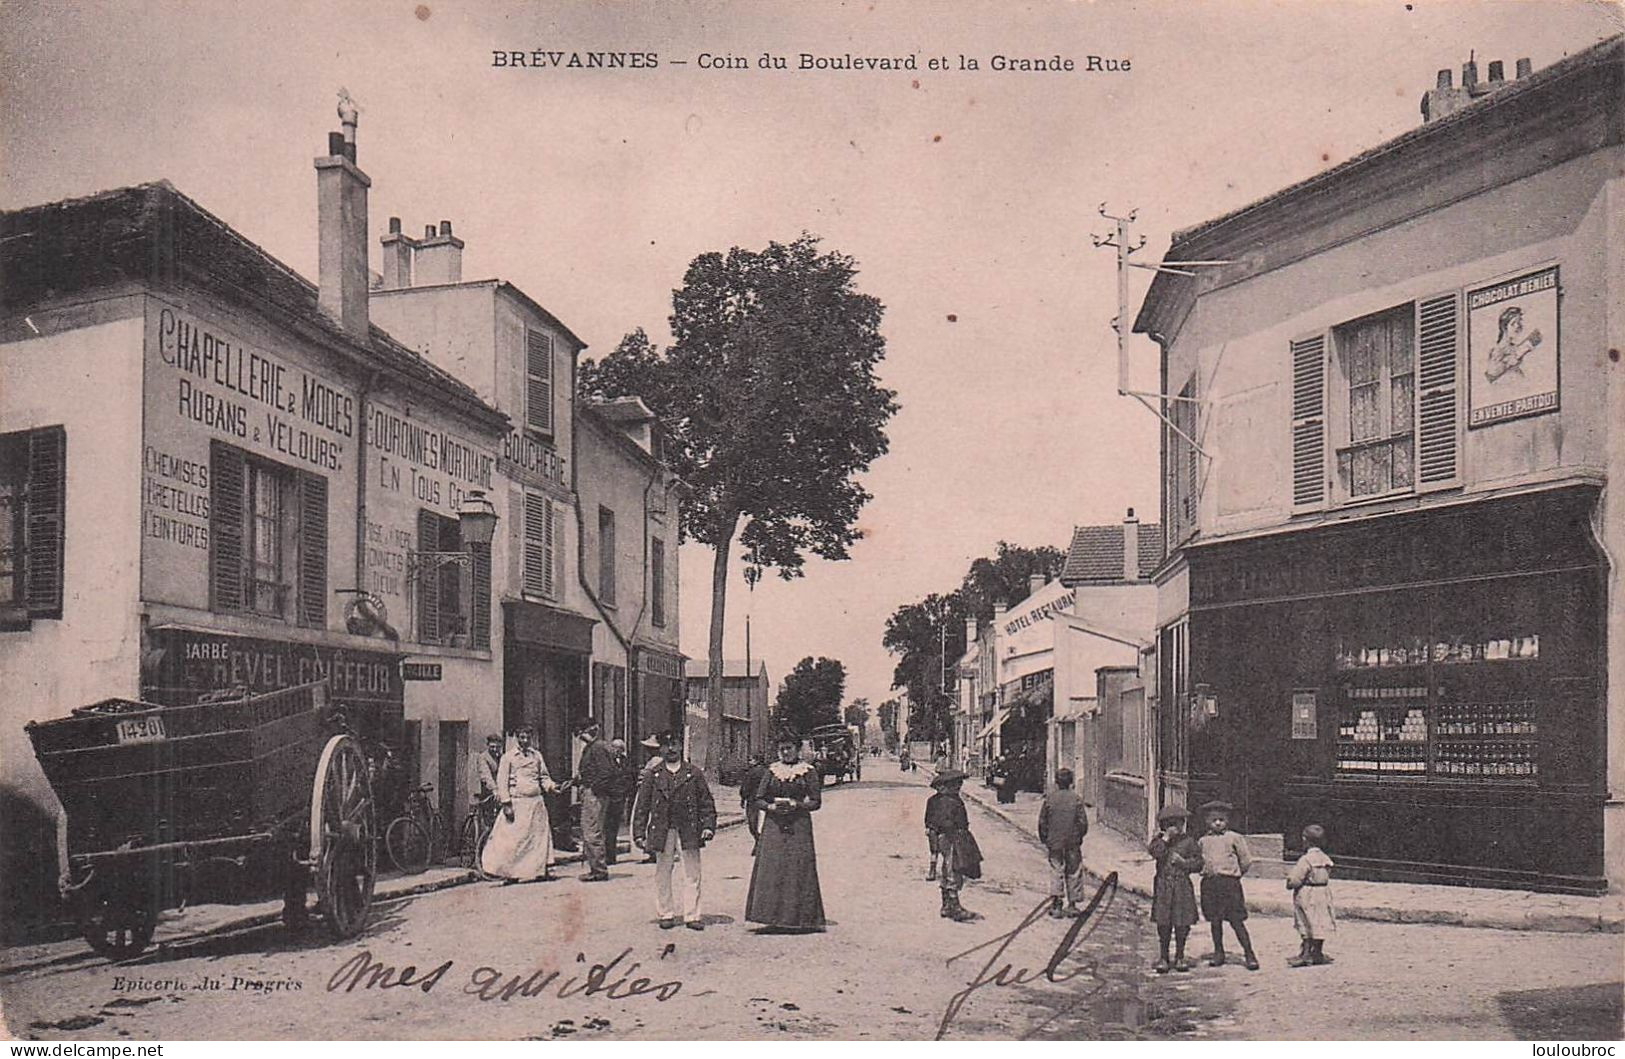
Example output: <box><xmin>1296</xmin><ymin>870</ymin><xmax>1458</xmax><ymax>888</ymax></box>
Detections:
<box><xmin>25</xmin><ymin>680</ymin><xmax>377</xmax><ymax>960</ymax></box>
<box><xmin>807</xmin><ymin>723</ymin><xmax>861</xmax><ymax>785</ymax></box>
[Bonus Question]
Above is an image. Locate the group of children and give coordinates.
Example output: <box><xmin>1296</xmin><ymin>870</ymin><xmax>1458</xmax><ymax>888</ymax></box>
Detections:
<box><xmin>924</xmin><ymin>767</ymin><xmax>1338</xmax><ymax>972</ymax></box>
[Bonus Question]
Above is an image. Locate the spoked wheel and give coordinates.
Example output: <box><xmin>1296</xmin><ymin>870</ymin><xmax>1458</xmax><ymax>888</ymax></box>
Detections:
<box><xmin>78</xmin><ymin>886</ymin><xmax>157</xmax><ymax>962</ymax></box>
<box><xmin>458</xmin><ymin>813</ymin><xmax>490</xmax><ymax>877</ymax></box>
<box><xmin>385</xmin><ymin>816</ymin><xmax>430</xmax><ymax>875</ymax></box>
<box><xmin>309</xmin><ymin>734</ymin><xmax>376</xmax><ymax>940</ymax></box>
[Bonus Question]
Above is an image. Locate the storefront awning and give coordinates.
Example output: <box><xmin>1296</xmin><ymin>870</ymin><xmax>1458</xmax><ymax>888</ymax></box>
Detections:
<box><xmin>976</xmin><ymin>707</ymin><xmax>1013</xmax><ymax>742</ymax></box>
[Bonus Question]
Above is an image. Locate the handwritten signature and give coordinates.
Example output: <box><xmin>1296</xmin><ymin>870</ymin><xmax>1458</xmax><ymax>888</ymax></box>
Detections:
<box><xmin>936</xmin><ymin>872</ymin><xmax>1119</xmax><ymax>1040</ymax></box>
<box><xmin>327</xmin><ymin>947</ymin><xmax>682</xmax><ymax>1004</ymax></box>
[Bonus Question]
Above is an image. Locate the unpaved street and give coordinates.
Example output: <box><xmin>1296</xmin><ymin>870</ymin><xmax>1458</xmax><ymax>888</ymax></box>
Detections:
<box><xmin>3</xmin><ymin>767</ymin><xmax>1619</xmax><ymax>1040</ymax></box>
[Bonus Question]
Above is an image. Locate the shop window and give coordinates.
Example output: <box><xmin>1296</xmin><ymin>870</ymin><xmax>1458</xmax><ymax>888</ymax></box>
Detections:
<box><xmin>0</xmin><ymin>426</ymin><xmax>66</xmax><ymax>626</ymax></box>
<box><xmin>525</xmin><ymin>328</ymin><xmax>554</xmax><ymax>437</ymax></box>
<box><xmin>598</xmin><ymin>505</ymin><xmax>616</xmax><ymax>605</ymax></box>
<box><xmin>651</xmin><ymin>537</ymin><xmax>666</xmax><ymax>627</ymax></box>
<box><xmin>210</xmin><ymin>441</ymin><xmax>325</xmax><ymax>625</ymax></box>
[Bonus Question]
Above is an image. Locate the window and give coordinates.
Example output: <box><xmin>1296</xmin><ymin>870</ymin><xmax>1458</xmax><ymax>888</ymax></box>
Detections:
<box><xmin>651</xmin><ymin>537</ymin><xmax>666</xmax><ymax>628</ymax></box>
<box><xmin>1335</xmin><ymin>304</ymin><xmax>1415</xmax><ymax>499</ymax></box>
<box><xmin>413</xmin><ymin>509</ymin><xmax>491</xmax><ymax>649</ymax></box>
<box><xmin>522</xmin><ymin>491</ymin><xmax>563</xmax><ymax>601</ymax></box>
<box><xmin>525</xmin><ymin>328</ymin><xmax>554</xmax><ymax>436</ymax></box>
<box><xmin>0</xmin><ymin>426</ymin><xmax>66</xmax><ymax>626</ymax></box>
<box><xmin>210</xmin><ymin>442</ymin><xmax>325</xmax><ymax>625</ymax></box>
<box><xmin>598</xmin><ymin>505</ymin><xmax>616</xmax><ymax>605</ymax></box>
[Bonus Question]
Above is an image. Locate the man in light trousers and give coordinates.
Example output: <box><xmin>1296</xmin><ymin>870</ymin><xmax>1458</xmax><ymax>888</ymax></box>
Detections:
<box><xmin>632</xmin><ymin>731</ymin><xmax>717</xmax><ymax>929</ymax></box>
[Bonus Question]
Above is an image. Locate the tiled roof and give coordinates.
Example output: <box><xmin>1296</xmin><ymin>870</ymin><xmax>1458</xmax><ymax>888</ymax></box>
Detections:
<box><xmin>684</xmin><ymin>658</ymin><xmax>767</xmax><ymax>680</ymax></box>
<box><xmin>1060</xmin><ymin>523</ymin><xmax>1164</xmax><ymax>584</ymax></box>
<box><xmin>0</xmin><ymin>182</ymin><xmax>506</xmax><ymax>429</ymax></box>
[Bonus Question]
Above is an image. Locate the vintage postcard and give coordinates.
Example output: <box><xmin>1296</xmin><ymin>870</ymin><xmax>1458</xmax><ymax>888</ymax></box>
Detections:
<box><xmin>1</xmin><ymin>0</ymin><xmax>1622</xmax><ymax>1046</ymax></box>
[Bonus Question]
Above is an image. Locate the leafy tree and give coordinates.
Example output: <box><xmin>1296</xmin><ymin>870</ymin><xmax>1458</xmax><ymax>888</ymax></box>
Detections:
<box><xmin>843</xmin><ymin>698</ymin><xmax>870</xmax><ymax>731</ymax></box>
<box><xmin>776</xmin><ymin>656</ymin><xmax>846</xmax><ymax>735</ymax></box>
<box><xmin>876</xmin><ymin>698</ymin><xmax>901</xmax><ymax>751</ymax></box>
<box><xmin>579</xmin><ymin>236</ymin><xmax>897</xmax><ymax>770</ymax></box>
<box><xmin>960</xmin><ymin>541</ymin><xmax>1066</xmax><ymax>625</ymax></box>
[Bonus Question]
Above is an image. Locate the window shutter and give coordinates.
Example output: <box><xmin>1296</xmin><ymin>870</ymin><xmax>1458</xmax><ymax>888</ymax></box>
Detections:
<box><xmin>1416</xmin><ymin>291</ymin><xmax>1462</xmax><ymax>492</ymax></box>
<box><xmin>417</xmin><ymin>509</ymin><xmax>441</xmax><ymax>642</ymax></box>
<box><xmin>297</xmin><ymin>473</ymin><xmax>328</xmax><ymax>628</ymax></box>
<box><xmin>552</xmin><ymin>503</ymin><xmax>566</xmax><ymax>602</ymax></box>
<box><xmin>523</xmin><ymin>492</ymin><xmax>549</xmax><ymax>597</ymax></box>
<box><xmin>470</xmin><ymin>540</ymin><xmax>492</xmax><ymax>649</ymax></box>
<box><xmin>1290</xmin><ymin>334</ymin><xmax>1328</xmax><ymax>511</ymax></box>
<box><xmin>526</xmin><ymin>329</ymin><xmax>554</xmax><ymax>435</ymax></box>
<box><xmin>23</xmin><ymin>427</ymin><xmax>66</xmax><ymax>618</ymax></box>
<box><xmin>209</xmin><ymin>441</ymin><xmax>246</xmax><ymax>612</ymax></box>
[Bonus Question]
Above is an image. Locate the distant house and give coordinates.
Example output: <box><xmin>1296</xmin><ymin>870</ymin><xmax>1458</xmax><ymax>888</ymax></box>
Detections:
<box><xmin>684</xmin><ymin>658</ymin><xmax>770</xmax><ymax>764</ymax></box>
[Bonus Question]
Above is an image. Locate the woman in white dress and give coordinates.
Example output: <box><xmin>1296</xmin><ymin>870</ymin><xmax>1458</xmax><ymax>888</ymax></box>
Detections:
<box><xmin>482</xmin><ymin>728</ymin><xmax>561</xmax><ymax>883</ymax></box>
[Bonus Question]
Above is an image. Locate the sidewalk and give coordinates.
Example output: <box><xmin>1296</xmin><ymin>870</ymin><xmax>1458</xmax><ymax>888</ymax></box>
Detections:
<box><xmin>933</xmin><ymin>768</ymin><xmax>1624</xmax><ymax>935</ymax></box>
<box><xmin>1</xmin><ymin>807</ymin><xmax>747</xmax><ymax>974</ymax></box>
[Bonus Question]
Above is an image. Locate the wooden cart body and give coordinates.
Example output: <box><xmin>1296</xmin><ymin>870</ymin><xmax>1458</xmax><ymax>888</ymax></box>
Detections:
<box><xmin>807</xmin><ymin>724</ymin><xmax>861</xmax><ymax>784</ymax></box>
<box><xmin>25</xmin><ymin>681</ymin><xmax>377</xmax><ymax>959</ymax></box>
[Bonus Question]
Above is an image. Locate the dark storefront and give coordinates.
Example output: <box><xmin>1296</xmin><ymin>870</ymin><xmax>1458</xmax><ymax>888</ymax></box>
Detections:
<box><xmin>142</xmin><ymin>626</ymin><xmax>405</xmax><ymax>748</ymax></box>
<box><xmin>503</xmin><ymin>601</ymin><xmax>594</xmax><ymax>780</ymax></box>
<box><xmin>635</xmin><ymin>647</ymin><xmax>685</xmax><ymax>746</ymax></box>
<box><xmin>1183</xmin><ymin>485</ymin><xmax>1607</xmax><ymax>893</ymax></box>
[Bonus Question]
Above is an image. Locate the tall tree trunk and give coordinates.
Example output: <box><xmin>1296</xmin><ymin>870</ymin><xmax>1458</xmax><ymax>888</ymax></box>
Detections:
<box><xmin>704</xmin><ymin>514</ymin><xmax>740</xmax><ymax>774</ymax></box>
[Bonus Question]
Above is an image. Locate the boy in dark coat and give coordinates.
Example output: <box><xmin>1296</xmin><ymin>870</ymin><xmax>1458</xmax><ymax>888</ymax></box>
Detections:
<box><xmin>925</xmin><ymin>769</ymin><xmax>982</xmax><ymax>922</ymax></box>
<box><xmin>1037</xmin><ymin>768</ymin><xmax>1089</xmax><ymax>918</ymax></box>
<box><xmin>1149</xmin><ymin>803</ymin><xmax>1201</xmax><ymax>973</ymax></box>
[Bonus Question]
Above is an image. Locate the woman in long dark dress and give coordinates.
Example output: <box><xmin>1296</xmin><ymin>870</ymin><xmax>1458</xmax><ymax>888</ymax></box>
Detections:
<box><xmin>745</xmin><ymin>734</ymin><xmax>826</xmax><ymax>931</ymax></box>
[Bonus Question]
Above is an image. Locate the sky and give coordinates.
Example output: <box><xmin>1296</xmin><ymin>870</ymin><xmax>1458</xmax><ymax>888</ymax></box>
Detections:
<box><xmin>3</xmin><ymin>0</ymin><xmax>1619</xmax><ymax>709</ymax></box>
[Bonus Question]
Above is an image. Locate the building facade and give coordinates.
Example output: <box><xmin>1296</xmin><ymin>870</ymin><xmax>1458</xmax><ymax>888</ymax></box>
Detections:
<box><xmin>684</xmin><ymin>658</ymin><xmax>771</xmax><ymax>766</ymax></box>
<box><xmin>0</xmin><ymin>117</ymin><xmax>509</xmax><ymax>926</ymax></box>
<box><xmin>1136</xmin><ymin>39</ymin><xmax>1623</xmax><ymax>892</ymax></box>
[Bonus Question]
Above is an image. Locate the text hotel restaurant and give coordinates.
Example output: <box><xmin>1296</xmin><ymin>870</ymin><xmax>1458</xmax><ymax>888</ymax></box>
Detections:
<box><xmin>0</xmin><ymin>105</ymin><xmax>687</xmax><ymax>925</ymax></box>
<box><xmin>1135</xmin><ymin>37</ymin><xmax>1624</xmax><ymax>894</ymax></box>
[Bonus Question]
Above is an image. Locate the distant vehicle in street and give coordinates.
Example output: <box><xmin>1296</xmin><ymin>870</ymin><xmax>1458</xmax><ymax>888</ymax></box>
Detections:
<box><xmin>807</xmin><ymin>723</ymin><xmax>861</xmax><ymax>784</ymax></box>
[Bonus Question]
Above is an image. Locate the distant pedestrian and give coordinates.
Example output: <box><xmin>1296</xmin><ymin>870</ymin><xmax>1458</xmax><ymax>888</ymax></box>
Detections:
<box><xmin>1196</xmin><ymin>800</ymin><xmax>1259</xmax><ymax>970</ymax></box>
<box><xmin>990</xmin><ymin>753</ymin><xmax>1016</xmax><ymax>804</ymax></box>
<box><xmin>1286</xmin><ymin>823</ymin><xmax>1336</xmax><ymax>967</ymax></box>
<box><xmin>574</xmin><ymin>721</ymin><xmax>615</xmax><ymax>882</ymax></box>
<box><xmin>739</xmin><ymin>753</ymin><xmax>770</xmax><ymax>849</ymax></box>
<box><xmin>745</xmin><ymin>734</ymin><xmax>827</xmax><ymax>932</ymax></box>
<box><xmin>898</xmin><ymin>746</ymin><xmax>912</xmax><ymax>772</ymax></box>
<box><xmin>1148</xmin><ymin>804</ymin><xmax>1201</xmax><ymax>973</ymax></box>
<box><xmin>925</xmin><ymin>768</ymin><xmax>982</xmax><ymax>922</ymax></box>
<box><xmin>632</xmin><ymin>731</ymin><xmax>717</xmax><ymax>930</ymax></box>
<box><xmin>604</xmin><ymin>738</ymin><xmax>634</xmax><ymax>865</ymax></box>
<box><xmin>1037</xmin><ymin>768</ymin><xmax>1089</xmax><ymax>918</ymax></box>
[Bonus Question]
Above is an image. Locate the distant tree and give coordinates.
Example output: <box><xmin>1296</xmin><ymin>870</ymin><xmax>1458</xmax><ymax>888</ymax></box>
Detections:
<box><xmin>876</xmin><ymin>698</ymin><xmax>901</xmax><ymax>751</ymax></box>
<box><xmin>577</xmin><ymin>236</ymin><xmax>898</xmax><ymax>771</ymax></box>
<box><xmin>882</xmin><ymin>592</ymin><xmax>967</xmax><ymax>744</ymax></box>
<box><xmin>775</xmin><ymin>656</ymin><xmax>847</xmax><ymax>735</ymax></box>
<box><xmin>960</xmin><ymin>541</ymin><xmax>1066</xmax><ymax>625</ymax></box>
<box><xmin>843</xmin><ymin>698</ymin><xmax>871</xmax><ymax>731</ymax></box>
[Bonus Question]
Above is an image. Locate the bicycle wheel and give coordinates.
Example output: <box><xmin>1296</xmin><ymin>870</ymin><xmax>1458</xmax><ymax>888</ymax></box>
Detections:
<box><xmin>458</xmin><ymin>813</ymin><xmax>490</xmax><ymax>876</ymax></box>
<box><xmin>385</xmin><ymin>815</ymin><xmax>430</xmax><ymax>875</ymax></box>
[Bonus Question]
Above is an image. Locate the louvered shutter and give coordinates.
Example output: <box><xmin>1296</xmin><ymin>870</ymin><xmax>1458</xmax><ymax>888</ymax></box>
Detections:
<box><xmin>209</xmin><ymin>441</ymin><xmax>246</xmax><ymax>612</ymax></box>
<box><xmin>470</xmin><ymin>539</ymin><xmax>492</xmax><ymax>649</ymax></box>
<box><xmin>523</xmin><ymin>492</ymin><xmax>549</xmax><ymax>597</ymax></box>
<box><xmin>1290</xmin><ymin>334</ymin><xmax>1328</xmax><ymax>511</ymax></box>
<box><xmin>526</xmin><ymin>329</ymin><xmax>554</xmax><ymax>435</ymax></box>
<box><xmin>23</xmin><ymin>427</ymin><xmax>66</xmax><ymax>618</ymax></box>
<box><xmin>1416</xmin><ymin>292</ymin><xmax>1462</xmax><ymax>492</ymax></box>
<box><xmin>417</xmin><ymin>509</ymin><xmax>441</xmax><ymax>642</ymax></box>
<box><xmin>552</xmin><ymin>504</ymin><xmax>566</xmax><ymax>602</ymax></box>
<box><xmin>297</xmin><ymin>473</ymin><xmax>328</xmax><ymax>627</ymax></box>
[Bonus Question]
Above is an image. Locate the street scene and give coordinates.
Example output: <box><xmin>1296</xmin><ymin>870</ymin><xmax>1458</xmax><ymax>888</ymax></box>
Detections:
<box><xmin>3</xmin><ymin>0</ymin><xmax>1624</xmax><ymax>1046</ymax></box>
<box><xmin>3</xmin><ymin>764</ymin><xmax>1620</xmax><ymax>1041</ymax></box>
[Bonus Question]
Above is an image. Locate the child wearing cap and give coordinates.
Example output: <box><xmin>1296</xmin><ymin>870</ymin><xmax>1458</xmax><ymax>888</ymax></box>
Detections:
<box><xmin>1286</xmin><ymin>823</ymin><xmax>1336</xmax><ymax>967</ymax></box>
<box><xmin>1197</xmin><ymin>800</ymin><xmax>1259</xmax><ymax>970</ymax></box>
<box><xmin>1148</xmin><ymin>803</ymin><xmax>1201</xmax><ymax>973</ymax></box>
<box><xmin>925</xmin><ymin>769</ymin><xmax>982</xmax><ymax>922</ymax></box>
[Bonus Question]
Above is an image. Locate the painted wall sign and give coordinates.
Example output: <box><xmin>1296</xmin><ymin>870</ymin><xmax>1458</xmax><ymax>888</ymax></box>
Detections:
<box><xmin>1003</xmin><ymin>589</ymin><xmax>1077</xmax><ymax>636</ymax></box>
<box><xmin>401</xmin><ymin>661</ymin><xmax>444</xmax><ymax>681</ymax></box>
<box><xmin>500</xmin><ymin>429</ymin><xmax>569</xmax><ymax>488</ymax></box>
<box><xmin>1467</xmin><ymin>266</ymin><xmax>1559</xmax><ymax>429</ymax></box>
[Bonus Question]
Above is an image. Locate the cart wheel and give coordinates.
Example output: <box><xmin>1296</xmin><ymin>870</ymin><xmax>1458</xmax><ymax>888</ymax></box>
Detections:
<box><xmin>310</xmin><ymin>734</ymin><xmax>376</xmax><ymax>940</ymax></box>
<box><xmin>79</xmin><ymin>889</ymin><xmax>156</xmax><ymax>962</ymax></box>
<box><xmin>385</xmin><ymin>816</ymin><xmax>430</xmax><ymax>875</ymax></box>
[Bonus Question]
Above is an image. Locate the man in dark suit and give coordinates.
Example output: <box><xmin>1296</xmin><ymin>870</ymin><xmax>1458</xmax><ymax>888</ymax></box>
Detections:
<box><xmin>632</xmin><ymin>731</ymin><xmax>717</xmax><ymax>930</ymax></box>
<box><xmin>575</xmin><ymin>721</ymin><xmax>616</xmax><ymax>882</ymax></box>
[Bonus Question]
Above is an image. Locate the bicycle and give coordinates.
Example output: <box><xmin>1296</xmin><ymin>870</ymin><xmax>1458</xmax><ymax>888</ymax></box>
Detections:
<box><xmin>384</xmin><ymin>783</ymin><xmax>444</xmax><ymax>875</ymax></box>
<box><xmin>458</xmin><ymin>794</ymin><xmax>499</xmax><ymax>877</ymax></box>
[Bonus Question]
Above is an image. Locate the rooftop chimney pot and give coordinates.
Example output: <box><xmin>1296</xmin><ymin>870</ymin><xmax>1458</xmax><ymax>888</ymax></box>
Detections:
<box><xmin>1462</xmin><ymin>58</ymin><xmax>1478</xmax><ymax>87</ymax></box>
<box><xmin>424</xmin><ymin>224</ymin><xmax>437</xmax><ymax>239</ymax></box>
<box><xmin>388</xmin><ymin>216</ymin><xmax>402</xmax><ymax>234</ymax></box>
<box><xmin>315</xmin><ymin>108</ymin><xmax>372</xmax><ymax>340</ymax></box>
<box><xmin>328</xmin><ymin>132</ymin><xmax>345</xmax><ymax>156</ymax></box>
<box><xmin>1436</xmin><ymin>68</ymin><xmax>1452</xmax><ymax>89</ymax></box>
<box><xmin>1516</xmin><ymin>57</ymin><xmax>1532</xmax><ymax>78</ymax></box>
<box><xmin>439</xmin><ymin>220</ymin><xmax>452</xmax><ymax>236</ymax></box>
<box><xmin>1488</xmin><ymin>60</ymin><xmax>1504</xmax><ymax>82</ymax></box>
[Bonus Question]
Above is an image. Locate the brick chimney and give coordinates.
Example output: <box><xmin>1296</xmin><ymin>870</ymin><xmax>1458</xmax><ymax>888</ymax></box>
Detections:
<box><xmin>1028</xmin><ymin>572</ymin><xmax>1046</xmax><ymax>597</ymax></box>
<box><xmin>413</xmin><ymin>219</ymin><xmax>464</xmax><ymax>285</ymax></box>
<box><xmin>1422</xmin><ymin>53</ymin><xmax>1533</xmax><ymax>122</ymax></box>
<box><xmin>965</xmin><ymin>617</ymin><xmax>978</xmax><ymax>647</ymax></box>
<box><xmin>1123</xmin><ymin>507</ymin><xmax>1140</xmax><ymax>581</ymax></box>
<box><xmin>378</xmin><ymin>216</ymin><xmax>416</xmax><ymax>291</ymax></box>
<box><xmin>316</xmin><ymin>92</ymin><xmax>371</xmax><ymax>341</ymax></box>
